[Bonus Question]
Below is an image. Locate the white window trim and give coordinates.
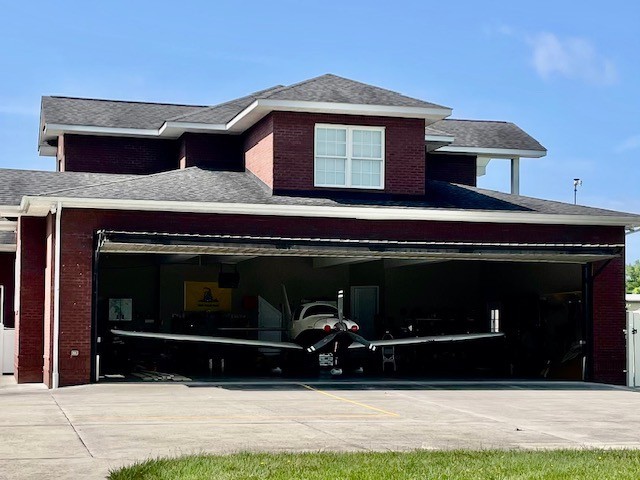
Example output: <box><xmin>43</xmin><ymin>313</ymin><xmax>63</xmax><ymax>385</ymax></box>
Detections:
<box><xmin>314</xmin><ymin>124</ymin><xmax>385</xmax><ymax>190</ymax></box>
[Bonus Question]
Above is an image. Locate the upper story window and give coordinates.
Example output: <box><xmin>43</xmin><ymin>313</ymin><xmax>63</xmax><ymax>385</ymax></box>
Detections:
<box><xmin>314</xmin><ymin>124</ymin><xmax>385</xmax><ymax>189</ymax></box>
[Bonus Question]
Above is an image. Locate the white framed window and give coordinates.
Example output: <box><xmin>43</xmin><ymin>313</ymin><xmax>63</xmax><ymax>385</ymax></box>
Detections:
<box><xmin>314</xmin><ymin>124</ymin><xmax>385</xmax><ymax>189</ymax></box>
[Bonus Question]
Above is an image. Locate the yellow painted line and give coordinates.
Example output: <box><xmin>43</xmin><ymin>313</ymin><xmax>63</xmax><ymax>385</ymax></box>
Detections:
<box><xmin>298</xmin><ymin>383</ymin><xmax>399</xmax><ymax>417</ymax></box>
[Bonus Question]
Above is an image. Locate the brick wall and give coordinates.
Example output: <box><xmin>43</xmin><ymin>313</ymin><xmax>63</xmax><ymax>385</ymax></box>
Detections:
<box><xmin>0</xmin><ymin>253</ymin><xmax>15</xmax><ymax>328</ymax></box>
<box><xmin>244</xmin><ymin>114</ymin><xmax>274</xmax><ymax>188</ymax></box>
<box><xmin>591</xmin><ymin>254</ymin><xmax>627</xmax><ymax>385</ymax></box>
<box><xmin>271</xmin><ymin>112</ymin><xmax>426</xmax><ymax>195</ymax></box>
<box><xmin>63</xmin><ymin>134</ymin><xmax>179</xmax><ymax>174</ymax></box>
<box><xmin>14</xmin><ymin>217</ymin><xmax>46</xmax><ymax>383</ymax></box>
<box><xmin>180</xmin><ymin>133</ymin><xmax>243</xmax><ymax>170</ymax></box>
<box><xmin>426</xmin><ymin>153</ymin><xmax>477</xmax><ymax>186</ymax></box>
<box><xmin>45</xmin><ymin>207</ymin><xmax>625</xmax><ymax>386</ymax></box>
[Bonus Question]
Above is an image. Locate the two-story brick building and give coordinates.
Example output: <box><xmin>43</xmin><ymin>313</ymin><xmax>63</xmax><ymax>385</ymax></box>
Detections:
<box><xmin>1</xmin><ymin>74</ymin><xmax>638</xmax><ymax>387</ymax></box>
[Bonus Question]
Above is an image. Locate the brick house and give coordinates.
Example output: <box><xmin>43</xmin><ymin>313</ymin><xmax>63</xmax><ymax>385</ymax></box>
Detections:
<box><xmin>0</xmin><ymin>74</ymin><xmax>638</xmax><ymax>387</ymax></box>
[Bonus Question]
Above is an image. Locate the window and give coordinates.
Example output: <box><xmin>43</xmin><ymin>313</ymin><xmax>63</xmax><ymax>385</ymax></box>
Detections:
<box><xmin>315</xmin><ymin>124</ymin><xmax>385</xmax><ymax>189</ymax></box>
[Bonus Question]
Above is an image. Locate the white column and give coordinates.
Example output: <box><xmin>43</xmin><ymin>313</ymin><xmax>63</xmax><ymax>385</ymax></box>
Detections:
<box><xmin>510</xmin><ymin>157</ymin><xmax>520</xmax><ymax>195</ymax></box>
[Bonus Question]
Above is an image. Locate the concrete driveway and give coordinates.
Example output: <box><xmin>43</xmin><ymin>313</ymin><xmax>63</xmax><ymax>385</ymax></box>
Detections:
<box><xmin>0</xmin><ymin>378</ymin><xmax>639</xmax><ymax>479</ymax></box>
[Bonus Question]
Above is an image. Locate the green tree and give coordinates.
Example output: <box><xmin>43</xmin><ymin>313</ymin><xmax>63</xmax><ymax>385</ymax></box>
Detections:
<box><xmin>627</xmin><ymin>260</ymin><xmax>640</xmax><ymax>294</ymax></box>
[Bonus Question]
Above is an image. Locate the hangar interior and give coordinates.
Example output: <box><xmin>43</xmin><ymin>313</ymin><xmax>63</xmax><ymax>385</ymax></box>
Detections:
<box><xmin>96</xmin><ymin>242</ymin><xmax>586</xmax><ymax>382</ymax></box>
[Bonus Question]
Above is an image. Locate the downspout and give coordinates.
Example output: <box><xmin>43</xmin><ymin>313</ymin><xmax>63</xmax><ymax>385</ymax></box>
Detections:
<box><xmin>52</xmin><ymin>202</ymin><xmax>62</xmax><ymax>389</ymax></box>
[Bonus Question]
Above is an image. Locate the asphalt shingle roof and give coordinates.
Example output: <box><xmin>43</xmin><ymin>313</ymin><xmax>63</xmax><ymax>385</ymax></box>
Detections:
<box><xmin>0</xmin><ymin>167</ymin><xmax>636</xmax><ymax>220</ymax></box>
<box><xmin>41</xmin><ymin>74</ymin><xmax>449</xmax><ymax>133</ymax></box>
<box><xmin>254</xmin><ymin>74</ymin><xmax>448</xmax><ymax>109</ymax></box>
<box><xmin>41</xmin><ymin>97</ymin><xmax>205</xmax><ymax>130</ymax></box>
<box><xmin>427</xmin><ymin>119</ymin><xmax>546</xmax><ymax>152</ymax></box>
<box><xmin>0</xmin><ymin>231</ymin><xmax>15</xmax><ymax>246</ymax></box>
<box><xmin>0</xmin><ymin>169</ymin><xmax>136</xmax><ymax>205</ymax></box>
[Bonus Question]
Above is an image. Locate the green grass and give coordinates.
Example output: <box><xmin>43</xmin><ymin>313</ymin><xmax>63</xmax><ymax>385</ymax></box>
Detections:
<box><xmin>109</xmin><ymin>450</ymin><xmax>640</xmax><ymax>480</ymax></box>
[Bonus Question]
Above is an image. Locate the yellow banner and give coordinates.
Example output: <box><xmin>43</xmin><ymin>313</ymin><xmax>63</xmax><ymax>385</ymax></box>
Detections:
<box><xmin>184</xmin><ymin>281</ymin><xmax>232</xmax><ymax>312</ymax></box>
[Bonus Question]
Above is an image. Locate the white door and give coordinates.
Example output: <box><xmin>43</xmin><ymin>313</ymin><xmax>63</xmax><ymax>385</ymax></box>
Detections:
<box><xmin>350</xmin><ymin>286</ymin><xmax>379</xmax><ymax>339</ymax></box>
<box><xmin>628</xmin><ymin>311</ymin><xmax>640</xmax><ymax>387</ymax></box>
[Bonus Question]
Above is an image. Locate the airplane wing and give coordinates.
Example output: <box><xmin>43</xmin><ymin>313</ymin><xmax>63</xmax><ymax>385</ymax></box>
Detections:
<box><xmin>111</xmin><ymin>329</ymin><xmax>304</xmax><ymax>350</ymax></box>
<box><xmin>348</xmin><ymin>332</ymin><xmax>504</xmax><ymax>349</ymax></box>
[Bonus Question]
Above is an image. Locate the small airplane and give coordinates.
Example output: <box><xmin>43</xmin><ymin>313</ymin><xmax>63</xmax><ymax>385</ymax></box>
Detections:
<box><xmin>112</xmin><ymin>287</ymin><xmax>504</xmax><ymax>375</ymax></box>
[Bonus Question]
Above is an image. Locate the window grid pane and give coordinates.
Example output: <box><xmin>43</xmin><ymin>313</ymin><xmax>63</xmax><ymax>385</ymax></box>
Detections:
<box><xmin>315</xmin><ymin>126</ymin><xmax>383</xmax><ymax>189</ymax></box>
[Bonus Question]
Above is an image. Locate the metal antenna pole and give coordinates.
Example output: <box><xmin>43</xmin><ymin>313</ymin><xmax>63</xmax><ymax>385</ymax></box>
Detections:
<box><xmin>573</xmin><ymin>178</ymin><xmax>582</xmax><ymax>205</ymax></box>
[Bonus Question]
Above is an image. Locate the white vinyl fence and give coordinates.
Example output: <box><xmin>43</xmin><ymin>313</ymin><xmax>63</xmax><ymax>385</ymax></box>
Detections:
<box><xmin>0</xmin><ymin>285</ymin><xmax>15</xmax><ymax>374</ymax></box>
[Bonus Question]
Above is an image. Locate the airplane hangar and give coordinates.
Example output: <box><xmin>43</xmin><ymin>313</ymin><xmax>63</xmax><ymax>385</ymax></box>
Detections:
<box><xmin>95</xmin><ymin>229</ymin><xmax>610</xmax><ymax>382</ymax></box>
<box><xmin>3</xmin><ymin>74</ymin><xmax>637</xmax><ymax>389</ymax></box>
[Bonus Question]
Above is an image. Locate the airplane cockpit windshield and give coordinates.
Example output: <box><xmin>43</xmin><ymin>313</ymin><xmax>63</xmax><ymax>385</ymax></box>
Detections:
<box><xmin>302</xmin><ymin>304</ymin><xmax>338</xmax><ymax>319</ymax></box>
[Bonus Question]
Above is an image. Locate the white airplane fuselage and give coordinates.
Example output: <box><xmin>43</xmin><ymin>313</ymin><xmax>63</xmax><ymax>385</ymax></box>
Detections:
<box><xmin>289</xmin><ymin>301</ymin><xmax>359</xmax><ymax>347</ymax></box>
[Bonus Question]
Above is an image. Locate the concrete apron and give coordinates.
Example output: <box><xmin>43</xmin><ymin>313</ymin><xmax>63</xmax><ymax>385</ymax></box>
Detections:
<box><xmin>0</xmin><ymin>380</ymin><xmax>639</xmax><ymax>480</ymax></box>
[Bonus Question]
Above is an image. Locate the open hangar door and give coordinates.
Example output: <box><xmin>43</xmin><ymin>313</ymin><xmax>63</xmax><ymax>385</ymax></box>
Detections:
<box><xmin>93</xmin><ymin>230</ymin><xmax>618</xmax><ymax>382</ymax></box>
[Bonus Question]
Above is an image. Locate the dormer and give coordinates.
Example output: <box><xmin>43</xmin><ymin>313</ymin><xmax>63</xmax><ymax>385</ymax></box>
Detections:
<box><xmin>239</xmin><ymin>74</ymin><xmax>451</xmax><ymax>196</ymax></box>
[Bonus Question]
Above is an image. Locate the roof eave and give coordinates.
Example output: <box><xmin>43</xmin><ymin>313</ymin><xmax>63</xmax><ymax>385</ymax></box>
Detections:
<box><xmin>226</xmin><ymin>99</ymin><xmax>452</xmax><ymax>133</ymax></box>
<box><xmin>434</xmin><ymin>145</ymin><xmax>547</xmax><ymax>158</ymax></box>
<box><xmin>17</xmin><ymin>195</ymin><xmax>640</xmax><ymax>229</ymax></box>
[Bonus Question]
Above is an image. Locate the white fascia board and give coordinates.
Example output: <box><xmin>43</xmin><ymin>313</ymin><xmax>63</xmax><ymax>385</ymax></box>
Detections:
<box><xmin>159</xmin><ymin>122</ymin><xmax>227</xmax><ymax>138</ymax></box>
<box><xmin>425</xmin><ymin>134</ymin><xmax>455</xmax><ymax>143</ymax></box>
<box><xmin>226</xmin><ymin>99</ymin><xmax>453</xmax><ymax>133</ymax></box>
<box><xmin>18</xmin><ymin>195</ymin><xmax>640</xmax><ymax>228</ymax></box>
<box><xmin>45</xmin><ymin>123</ymin><xmax>160</xmax><ymax>139</ymax></box>
<box><xmin>435</xmin><ymin>145</ymin><xmax>547</xmax><ymax>158</ymax></box>
<box><xmin>0</xmin><ymin>220</ymin><xmax>17</xmax><ymax>232</ymax></box>
<box><xmin>0</xmin><ymin>205</ymin><xmax>22</xmax><ymax>217</ymax></box>
<box><xmin>257</xmin><ymin>99</ymin><xmax>452</xmax><ymax>119</ymax></box>
<box><xmin>39</xmin><ymin>145</ymin><xmax>57</xmax><ymax>157</ymax></box>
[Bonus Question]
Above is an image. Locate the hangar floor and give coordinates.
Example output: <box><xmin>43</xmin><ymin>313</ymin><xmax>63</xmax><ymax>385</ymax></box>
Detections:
<box><xmin>0</xmin><ymin>380</ymin><xmax>638</xmax><ymax>480</ymax></box>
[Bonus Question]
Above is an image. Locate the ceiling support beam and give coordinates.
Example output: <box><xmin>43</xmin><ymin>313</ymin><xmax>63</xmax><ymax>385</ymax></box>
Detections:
<box><xmin>313</xmin><ymin>257</ymin><xmax>375</xmax><ymax>269</ymax></box>
<box><xmin>383</xmin><ymin>259</ymin><xmax>448</xmax><ymax>269</ymax></box>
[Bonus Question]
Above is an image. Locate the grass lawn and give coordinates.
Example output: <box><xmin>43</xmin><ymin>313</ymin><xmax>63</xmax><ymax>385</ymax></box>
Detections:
<box><xmin>109</xmin><ymin>449</ymin><xmax>640</xmax><ymax>479</ymax></box>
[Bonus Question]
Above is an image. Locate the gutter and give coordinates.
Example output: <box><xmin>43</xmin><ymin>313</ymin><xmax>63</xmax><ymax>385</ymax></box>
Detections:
<box><xmin>18</xmin><ymin>195</ymin><xmax>640</xmax><ymax>229</ymax></box>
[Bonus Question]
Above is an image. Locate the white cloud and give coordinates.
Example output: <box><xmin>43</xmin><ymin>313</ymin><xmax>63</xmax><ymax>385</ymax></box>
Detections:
<box><xmin>614</xmin><ymin>134</ymin><xmax>640</xmax><ymax>153</ymax></box>
<box><xmin>527</xmin><ymin>32</ymin><xmax>618</xmax><ymax>85</ymax></box>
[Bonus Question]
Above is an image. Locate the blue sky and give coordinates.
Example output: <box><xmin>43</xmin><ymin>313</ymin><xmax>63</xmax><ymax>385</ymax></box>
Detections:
<box><xmin>1</xmin><ymin>1</ymin><xmax>638</xmax><ymax>261</ymax></box>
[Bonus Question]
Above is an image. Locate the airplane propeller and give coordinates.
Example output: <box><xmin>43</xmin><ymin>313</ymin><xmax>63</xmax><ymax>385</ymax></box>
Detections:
<box><xmin>347</xmin><ymin>332</ymin><xmax>376</xmax><ymax>351</ymax></box>
<box><xmin>306</xmin><ymin>330</ymin><xmax>377</xmax><ymax>353</ymax></box>
<box><xmin>306</xmin><ymin>332</ymin><xmax>339</xmax><ymax>353</ymax></box>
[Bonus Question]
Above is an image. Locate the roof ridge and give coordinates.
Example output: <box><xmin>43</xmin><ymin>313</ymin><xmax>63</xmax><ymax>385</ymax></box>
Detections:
<box><xmin>261</xmin><ymin>73</ymin><xmax>448</xmax><ymax>108</ymax></box>
<box><xmin>261</xmin><ymin>73</ymin><xmax>411</xmax><ymax>100</ymax></box>
<box><xmin>259</xmin><ymin>73</ymin><xmax>334</xmax><ymax>99</ymax></box>
<box><xmin>44</xmin><ymin>95</ymin><xmax>209</xmax><ymax>108</ymax></box>
<box><xmin>166</xmin><ymin>85</ymin><xmax>288</xmax><ymax>123</ymax></box>
<box><xmin>37</xmin><ymin>168</ymin><xmax>195</xmax><ymax>197</ymax></box>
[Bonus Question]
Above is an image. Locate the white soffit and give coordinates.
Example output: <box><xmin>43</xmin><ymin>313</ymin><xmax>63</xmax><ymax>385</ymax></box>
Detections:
<box><xmin>435</xmin><ymin>145</ymin><xmax>546</xmax><ymax>158</ymax></box>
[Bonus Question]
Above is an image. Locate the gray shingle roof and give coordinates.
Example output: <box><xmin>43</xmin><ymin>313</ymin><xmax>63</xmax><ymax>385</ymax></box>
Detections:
<box><xmin>41</xmin><ymin>75</ymin><xmax>449</xmax><ymax>133</ymax></box>
<box><xmin>0</xmin><ymin>231</ymin><xmax>15</xmax><ymax>246</ymax></box>
<box><xmin>0</xmin><ymin>169</ymin><xmax>136</xmax><ymax>205</ymax></box>
<box><xmin>41</xmin><ymin>97</ymin><xmax>205</xmax><ymax>130</ymax></box>
<box><xmin>427</xmin><ymin>119</ymin><xmax>546</xmax><ymax>152</ymax></box>
<box><xmin>1</xmin><ymin>167</ymin><xmax>636</xmax><ymax>220</ymax></box>
<box><xmin>254</xmin><ymin>74</ymin><xmax>448</xmax><ymax>109</ymax></box>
